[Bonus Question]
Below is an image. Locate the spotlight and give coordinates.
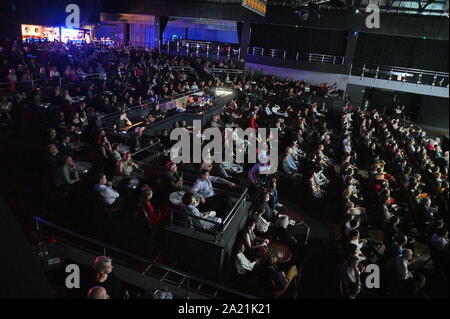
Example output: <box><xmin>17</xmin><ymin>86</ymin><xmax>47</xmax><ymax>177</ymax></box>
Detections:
<box><xmin>355</xmin><ymin>9</ymin><xmax>360</xmax><ymax>14</ymax></box>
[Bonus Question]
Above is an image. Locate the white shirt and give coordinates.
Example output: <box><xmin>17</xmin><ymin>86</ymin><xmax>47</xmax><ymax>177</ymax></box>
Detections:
<box><xmin>255</xmin><ymin>215</ymin><xmax>270</xmax><ymax>233</ymax></box>
<box><xmin>395</xmin><ymin>256</ymin><xmax>413</xmax><ymax>280</ymax></box>
<box><xmin>95</xmin><ymin>184</ymin><xmax>120</xmax><ymax>205</ymax></box>
<box><xmin>191</xmin><ymin>176</ymin><xmax>228</xmax><ymax>199</ymax></box>
<box><xmin>235</xmin><ymin>252</ymin><xmax>256</xmax><ymax>275</ymax></box>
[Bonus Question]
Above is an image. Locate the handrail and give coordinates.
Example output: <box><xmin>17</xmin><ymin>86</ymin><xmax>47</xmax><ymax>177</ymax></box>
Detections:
<box><xmin>99</xmin><ymin>88</ymin><xmax>204</xmax><ymax>121</ymax></box>
<box><xmin>222</xmin><ymin>187</ymin><xmax>249</xmax><ymax>231</ymax></box>
<box><xmin>33</xmin><ymin>216</ymin><xmax>258</xmax><ymax>299</ymax></box>
<box><xmin>247</xmin><ymin>46</ymin><xmax>345</xmax><ymax>65</ymax></box>
<box><xmin>352</xmin><ymin>62</ymin><xmax>449</xmax><ymax>76</ymax></box>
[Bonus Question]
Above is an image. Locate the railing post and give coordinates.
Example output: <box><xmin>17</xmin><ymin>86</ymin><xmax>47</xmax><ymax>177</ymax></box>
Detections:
<box><xmin>361</xmin><ymin>65</ymin><xmax>366</xmax><ymax>78</ymax></box>
<box><xmin>333</xmin><ymin>56</ymin><xmax>336</xmax><ymax>64</ymax></box>
<box><xmin>217</xmin><ymin>45</ymin><xmax>220</xmax><ymax>58</ymax></box>
<box><xmin>389</xmin><ymin>68</ymin><xmax>393</xmax><ymax>81</ymax></box>
<box><xmin>261</xmin><ymin>48</ymin><xmax>264</xmax><ymax>56</ymax></box>
<box><xmin>283</xmin><ymin>50</ymin><xmax>286</xmax><ymax>60</ymax></box>
<box><xmin>228</xmin><ymin>46</ymin><xmax>231</xmax><ymax>58</ymax></box>
<box><xmin>321</xmin><ymin>55</ymin><xmax>325</xmax><ymax>63</ymax></box>
<box><xmin>418</xmin><ymin>72</ymin><xmax>422</xmax><ymax>84</ymax></box>
<box><xmin>309</xmin><ymin>54</ymin><xmax>312</xmax><ymax>62</ymax></box>
<box><xmin>177</xmin><ymin>41</ymin><xmax>180</xmax><ymax>52</ymax></box>
<box><xmin>238</xmin><ymin>48</ymin><xmax>241</xmax><ymax>60</ymax></box>
<box><xmin>375</xmin><ymin>66</ymin><xmax>379</xmax><ymax>79</ymax></box>
<box><xmin>296</xmin><ymin>52</ymin><xmax>299</xmax><ymax>61</ymax></box>
<box><xmin>206</xmin><ymin>44</ymin><xmax>209</xmax><ymax>56</ymax></box>
<box><xmin>432</xmin><ymin>74</ymin><xmax>437</xmax><ymax>86</ymax></box>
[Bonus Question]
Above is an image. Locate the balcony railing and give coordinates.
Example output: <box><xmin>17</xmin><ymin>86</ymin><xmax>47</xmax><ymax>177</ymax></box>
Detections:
<box><xmin>350</xmin><ymin>63</ymin><xmax>449</xmax><ymax>87</ymax></box>
<box><xmin>162</xmin><ymin>40</ymin><xmax>241</xmax><ymax>59</ymax></box>
<box><xmin>247</xmin><ymin>46</ymin><xmax>345</xmax><ymax>65</ymax></box>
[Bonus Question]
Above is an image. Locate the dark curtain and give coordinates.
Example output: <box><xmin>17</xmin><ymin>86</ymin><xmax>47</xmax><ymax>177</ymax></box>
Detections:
<box><xmin>236</xmin><ymin>21</ymin><xmax>243</xmax><ymax>44</ymax></box>
<box><xmin>250</xmin><ymin>23</ymin><xmax>348</xmax><ymax>56</ymax></box>
<box><xmin>159</xmin><ymin>16</ymin><xmax>169</xmax><ymax>40</ymax></box>
<box><xmin>354</xmin><ymin>33</ymin><xmax>449</xmax><ymax>72</ymax></box>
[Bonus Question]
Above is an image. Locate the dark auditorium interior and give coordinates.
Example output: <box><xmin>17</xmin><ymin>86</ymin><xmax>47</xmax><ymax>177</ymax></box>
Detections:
<box><xmin>0</xmin><ymin>0</ymin><xmax>449</xmax><ymax>300</ymax></box>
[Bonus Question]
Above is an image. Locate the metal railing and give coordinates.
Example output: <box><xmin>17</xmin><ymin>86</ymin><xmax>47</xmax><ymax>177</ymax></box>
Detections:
<box><xmin>0</xmin><ymin>72</ymin><xmax>109</xmax><ymax>92</ymax></box>
<box><xmin>170</xmin><ymin>187</ymin><xmax>249</xmax><ymax>242</ymax></box>
<box><xmin>33</xmin><ymin>216</ymin><xmax>258</xmax><ymax>299</ymax></box>
<box><xmin>350</xmin><ymin>63</ymin><xmax>450</xmax><ymax>87</ymax></box>
<box><xmin>162</xmin><ymin>40</ymin><xmax>242</xmax><ymax>60</ymax></box>
<box><xmin>247</xmin><ymin>46</ymin><xmax>345</xmax><ymax>65</ymax></box>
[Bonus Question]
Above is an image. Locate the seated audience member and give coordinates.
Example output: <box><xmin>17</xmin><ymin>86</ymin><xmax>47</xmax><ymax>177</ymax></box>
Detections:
<box><xmin>418</xmin><ymin>197</ymin><xmax>439</xmax><ymax>231</ymax></box>
<box><xmin>243</xmin><ymin>220</ymin><xmax>270</xmax><ymax>258</ymax></box>
<box><xmin>87</xmin><ymin>286</ymin><xmax>110</xmax><ymax>299</ymax></box>
<box><xmin>399</xmin><ymin>273</ymin><xmax>430</xmax><ymax>299</ymax></box>
<box><xmin>340</xmin><ymin>255</ymin><xmax>361</xmax><ymax>295</ymax></box>
<box><xmin>254</xmin><ymin>205</ymin><xmax>271</xmax><ymax>234</ymax></box>
<box><xmin>55</xmin><ymin>156</ymin><xmax>81</xmax><ymax>192</ymax></box>
<box><xmin>47</xmin><ymin>144</ymin><xmax>62</xmax><ymax>172</ymax></box>
<box><xmin>260</xmin><ymin>256</ymin><xmax>298</xmax><ymax>292</ymax></box>
<box><xmin>47</xmin><ymin>127</ymin><xmax>59</xmax><ymax>145</ymax></box>
<box><xmin>191</xmin><ymin>169</ymin><xmax>235</xmax><ymax>216</ymax></box>
<box><xmin>115</xmin><ymin>152</ymin><xmax>139</xmax><ymax>179</ymax></box>
<box><xmin>113</xmin><ymin>112</ymin><xmax>132</xmax><ymax>131</ymax></box>
<box><xmin>92</xmin><ymin>256</ymin><xmax>129</xmax><ymax>299</ymax></box>
<box><xmin>181</xmin><ymin>192</ymin><xmax>222</xmax><ymax>231</ymax></box>
<box><xmin>235</xmin><ymin>243</ymin><xmax>261</xmax><ymax>275</ymax></box>
<box><xmin>94</xmin><ymin>173</ymin><xmax>120</xmax><ymax>206</ymax></box>
<box><xmin>394</xmin><ymin>249</ymin><xmax>414</xmax><ymax>281</ymax></box>
<box><xmin>161</xmin><ymin>161</ymin><xmax>183</xmax><ymax>193</ymax></box>
<box><xmin>140</xmin><ymin>186</ymin><xmax>169</xmax><ymax>229</ymax></box>
<box><xmin>59</xmin><ymin>135</ymin><xmax>74</xmax><ymax>157</ymax></box>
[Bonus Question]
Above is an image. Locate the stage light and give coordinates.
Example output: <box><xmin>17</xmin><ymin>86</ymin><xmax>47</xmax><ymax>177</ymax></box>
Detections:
<box><xmin>355</xmin><ymin>9</ymin><xmax>360</xmax><ymax>14</ymax></box>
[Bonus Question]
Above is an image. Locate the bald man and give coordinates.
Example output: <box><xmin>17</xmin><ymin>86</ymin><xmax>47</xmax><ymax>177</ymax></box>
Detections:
<box><xmin>87</xmin><ymin>286</ymin><xmax>110</xmax><ymax>299</ymax></box>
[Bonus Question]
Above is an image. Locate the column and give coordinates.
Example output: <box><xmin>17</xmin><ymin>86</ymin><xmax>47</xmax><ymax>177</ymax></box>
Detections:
<box><xmin>343</xmin><ymin>31</ymin><xmax>359</xmax><ymax>75</ymax></box>
<box><xmin>239</xmin><ymin>21</ymin><xmax>251</xmax><ymax>63</ymax></box>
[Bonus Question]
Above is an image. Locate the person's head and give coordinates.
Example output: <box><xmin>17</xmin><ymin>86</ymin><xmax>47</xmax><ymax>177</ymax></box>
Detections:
<box><xmin>390</xmin><ymin>216</ymin><xmax>400</xmax><ymax>225</ymax></box>
<box><xmin>87</xmin><ymin>286</ymin><xmax>109</xmax><ymax>299</ymax></box>
<box><xmin>412</xmin><ymin>273</ymin><xmax>426</xmax><ymax>289</ymax></box>
<box><xmin>120</xmin><ymin>112</ymin><xmax>127</xmax><ymax>120</ymax></box>
<box><xmin>347</xmin><ymin>255</ymin><xmax>359</xmax><ymax>268</ymax></box>
<box><xmin>349</xmin><ymin>218</ymin><xmax>359</xmax><ymax>229</ymax></box>
<box><xmin>436</xmin><ymin>227</ymin><xmax>448</xmax><ymax>239</ymax></box>
<box><xmin>395</xmin><ymin>234</ymin><xmax>408</xmax><ymax>247</ymax></box>
<box><xmin>276</xmin><ymin>215</ymin><xmax>289</xmax><ymax>229</ymax></box>
<box><xmin>261</xmin><ymin>191</ymin><xmax>271</xmax><ymax>203</ymax></box>
<box><xmin>122</xmin><ymin>152</ymin><xmax>131</xmax><ymax>162</ymax></box>
<box><xmin>200</xmin><ymin>169</ymin><xmax>210</xmax><ymax>181</ymax></box>
<box><xmin>92</xmin><ymin>256</ymin><xmax>113</xmax><ymax>274</ymax></box>
<box><xmin>63</xmin><ymin>156</ymin><xmax>74</xmax><ymax>167</ymax></box>
<box><xmin>181</xmin><ymin>191</ymin><xmax>195</xmax><ymax>206</ymax></box>
<box><xmin>48</xmin><ymin>144</ymin><xmax>58</xmax><ymax>154</ymax></box>
<box><xmin>403</xmin><ymin>249</ymin><xmax>413</xmax><ymax>261</ymax></box>
<box><xmin>97</xmin><ymin>173</ymin><xmax>107</xmax><ymax>185</ymax></box>
<box><xmin>142</xmin><ymin>187</ymin><xmax>153</xmax><ymax>202</ymax></box>
<box><xmin>348</xmin><ymin>229</ymin><xmax>360</xmax><ymax>240</ymax></box>
<box><xmin>247</xmin><ymin>220</ymin><xmax>256</xmax><ymax>232</ymax></box>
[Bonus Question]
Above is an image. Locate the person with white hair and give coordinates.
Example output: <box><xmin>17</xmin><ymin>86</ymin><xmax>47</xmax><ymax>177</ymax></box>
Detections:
<box><xmin>92</xmin><ymin>256</ymin><xmax>129</xmax><ymax>299</ymax></box>
<box><xmin>87</xmin><ymin>286</ymin><xmax>110</xmax><ymax>299</ymax></box>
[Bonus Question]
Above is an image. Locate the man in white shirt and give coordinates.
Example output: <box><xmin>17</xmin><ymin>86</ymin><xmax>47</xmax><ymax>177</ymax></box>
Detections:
<box><xmin>191</xmin><ymin>169</ymin><xmax>235</xmax><ymax>215</ymax></box>
<box><xmin>94</xmin><ymin>173</ymin><xmax>120</xmax><ymax>206</ymax></box>
<box><xmin>235</xmin><ymin>244</ymin><xmax>260</xmax><ymax>275</ymax></box>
